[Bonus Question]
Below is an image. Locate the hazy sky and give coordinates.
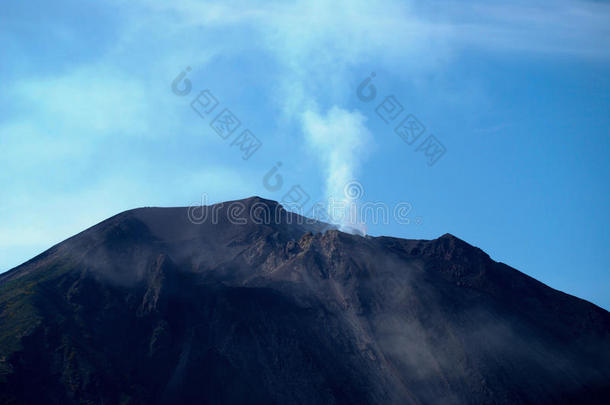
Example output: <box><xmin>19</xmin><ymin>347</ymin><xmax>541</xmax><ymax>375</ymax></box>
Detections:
<box><xmin>1</xmin><ymin>0</ymin><xmax>609</xmax><ymax>309</ymax></box>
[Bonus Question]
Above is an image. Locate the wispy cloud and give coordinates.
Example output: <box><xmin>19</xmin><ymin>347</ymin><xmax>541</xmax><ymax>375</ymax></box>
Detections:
<box><xmin>433</xmin><ymin>0</ymin><xmax>610</xmax><ymax>57</ymax></box>
<box><xmin>13</xmin><ymin>68</ymin><xmax>150</xmax><ymax>135</ymax></box>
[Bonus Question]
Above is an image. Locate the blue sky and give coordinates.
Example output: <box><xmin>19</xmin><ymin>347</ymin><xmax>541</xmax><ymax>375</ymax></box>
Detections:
<box><xmin>1</xmin><ymin>0</ymin><xmax>609</xmax><ymax>309</ymax></box>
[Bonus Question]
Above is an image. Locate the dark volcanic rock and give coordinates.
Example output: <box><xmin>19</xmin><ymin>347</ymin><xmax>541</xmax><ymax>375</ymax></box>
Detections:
<box><xmin>0</xmin><ymin>197</ymin><xmax>609</xmax><ymax>404</ymax></box>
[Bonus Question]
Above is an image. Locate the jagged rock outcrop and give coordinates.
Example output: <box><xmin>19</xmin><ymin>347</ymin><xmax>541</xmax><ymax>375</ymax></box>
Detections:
<box><xmin>0</xmin><ymin>197</ymin><xmax>609</xmax><ymax>404</ymax></box>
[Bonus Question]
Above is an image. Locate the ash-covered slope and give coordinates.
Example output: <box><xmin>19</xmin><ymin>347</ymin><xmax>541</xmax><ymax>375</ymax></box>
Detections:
<box><xmin>0</xmin><ymin>197</ymin><xmax>608</xmax><ymax>404</ymax></box>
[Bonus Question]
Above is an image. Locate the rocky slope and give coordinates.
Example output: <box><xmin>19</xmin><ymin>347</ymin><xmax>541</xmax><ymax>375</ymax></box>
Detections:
<box><xmin>0</xmin><ymin>197</ymin><xmax>608</xmax><ymax>404</ymax></box>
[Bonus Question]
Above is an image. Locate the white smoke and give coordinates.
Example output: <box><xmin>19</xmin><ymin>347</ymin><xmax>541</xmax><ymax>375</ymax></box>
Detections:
<box><xmin>301</xmin><ymin>106</ymin><xmax>372</xmax><ymax>234</ymax></box>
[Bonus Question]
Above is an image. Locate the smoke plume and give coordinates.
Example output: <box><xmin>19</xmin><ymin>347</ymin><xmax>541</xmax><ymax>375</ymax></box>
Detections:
<box><xmin>301</xmin><ymin>106</ymin><xmax>372</xmax><ymax>234</ymax></box>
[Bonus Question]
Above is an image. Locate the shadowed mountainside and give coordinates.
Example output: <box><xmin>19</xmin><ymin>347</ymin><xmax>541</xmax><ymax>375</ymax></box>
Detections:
<box><xmin>0</xmin><ymin>197</ymin><xmax>609</xmax><ymax>404</ymax></box>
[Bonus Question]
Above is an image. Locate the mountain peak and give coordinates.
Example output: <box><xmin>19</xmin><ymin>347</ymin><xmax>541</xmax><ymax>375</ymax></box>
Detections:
<box><xmin>245</xmin><ymin>195</ymin><xmax>279</xmax><ymax>204</ymax></box>
<box><xmin>1</xmin><ymin>198</ymin><xmax>609</xmax><ymax>404</ymax></box>
<box><xmin>227</xmin><ymin>195</ymin><xmax>281</xmax><ymax>208</ymax></box>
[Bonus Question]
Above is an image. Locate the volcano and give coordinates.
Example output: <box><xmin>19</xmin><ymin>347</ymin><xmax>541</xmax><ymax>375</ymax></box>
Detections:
<box><xmin>0</xmin><ymin>197</ymin><xmax>608</xmax><ymax>404</ymax></box>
